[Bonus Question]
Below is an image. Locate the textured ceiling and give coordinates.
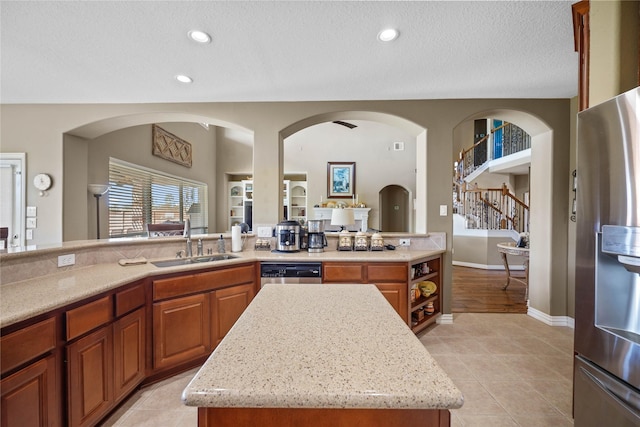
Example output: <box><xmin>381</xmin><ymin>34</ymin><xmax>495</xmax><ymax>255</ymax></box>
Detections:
<box><xmin>1</xmin><ymin>0</ymin><xmax>578</xmax><ymax>104</ymax></box>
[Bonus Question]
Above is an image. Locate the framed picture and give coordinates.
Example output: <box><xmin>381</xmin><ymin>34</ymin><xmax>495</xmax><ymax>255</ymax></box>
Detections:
<box><xmin>327</xmin><ymin>162</ymin><xmax>355</xmax><ymax>198</ymax></box>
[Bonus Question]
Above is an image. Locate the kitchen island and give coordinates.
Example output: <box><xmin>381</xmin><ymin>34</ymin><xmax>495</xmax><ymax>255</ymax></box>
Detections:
<box><xmin>182</xmin><ymin>283</ymin><xmax>463</xmax><ymax>426</ymax></box>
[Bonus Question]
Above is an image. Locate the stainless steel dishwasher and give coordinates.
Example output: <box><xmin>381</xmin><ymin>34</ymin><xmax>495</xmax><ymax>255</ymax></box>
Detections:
<box><xmin>260</xmin><ymin>262</ymin><xmax>322</xmax><ymax>287</ymax></box>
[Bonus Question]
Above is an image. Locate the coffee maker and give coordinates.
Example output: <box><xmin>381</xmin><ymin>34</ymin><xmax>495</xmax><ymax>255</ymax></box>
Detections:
<box><xmin>306</xmin><ymin>220</ymin><xmax>327</xmax><ymax>253</ymax></box>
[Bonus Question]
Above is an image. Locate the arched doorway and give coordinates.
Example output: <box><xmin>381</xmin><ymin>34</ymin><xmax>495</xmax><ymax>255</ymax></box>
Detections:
<box><xmin>451</xmin><ymin>109</ymin><xmax>568</xmax><ymax>322</ymax></box>
<box><xmin>379</xmin><ymin>185</ymin><xmax>410</xmax><ymax>232</ymax></box>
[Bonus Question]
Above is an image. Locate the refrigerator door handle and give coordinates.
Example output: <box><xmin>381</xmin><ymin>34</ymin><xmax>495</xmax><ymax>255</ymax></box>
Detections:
<box><xmin>580</xmin><ymin>366</ymin><xmax>640</xmax><ymax>418</ymax></box>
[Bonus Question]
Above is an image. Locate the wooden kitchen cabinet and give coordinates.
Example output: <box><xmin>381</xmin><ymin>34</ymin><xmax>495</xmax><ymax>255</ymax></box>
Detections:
<box><xmin>211</xmin><ymin>283</ymin><xmax>255</xmax><ymax>346</ymax></box>
<box><xmin>113</xmin><ymin>307</ymin><xmax>146</xmax><ymax>400</ymax></box>
<box><xmin>1</xmin><ymin>316</ymin><xmax>61</xmax><ymax>427</ymax></box>
<box><xmin>66</xmin><ymin>282</ymin><xmax>146</xmax><ymax>427</ymax></box>
<box><xmin>152</xmin><ymin>263</ymin><xmax>257</xmax><ymax>371</ymax></box>
<box><xmin>1</xmin><ymin>354</ymin><xmax>59</xmax><ymax>427</ymax></box>
<box><xmin>153</xmin><ymin>293</ymin><xmax>211</xmax><ymax>370</ymax></box>
<box><xmin>66</xmin><ymin>325</ymin><xmax>113</xmax><ymax>427</ymax></box>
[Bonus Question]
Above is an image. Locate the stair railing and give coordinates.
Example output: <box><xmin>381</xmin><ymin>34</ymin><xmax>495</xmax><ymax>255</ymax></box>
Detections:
<box><xmin>456</xmin><ymin>121</ymin><xmax>530</xmax><ymax>183</ymax></box>
<box><xmin>456</xmin><ymin>182</ymin><xmax>528</xmax><ymax>232</ymax></box>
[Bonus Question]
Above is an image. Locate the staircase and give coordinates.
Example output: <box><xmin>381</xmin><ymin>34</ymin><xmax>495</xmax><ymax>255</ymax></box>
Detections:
<box><xmin>454</xmin><ymin>121</ymin><xmax>530</xmax><ymax>233</ymax></box>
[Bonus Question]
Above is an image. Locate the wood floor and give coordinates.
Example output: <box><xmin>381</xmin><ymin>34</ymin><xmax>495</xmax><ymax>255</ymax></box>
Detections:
<box><xmin>452</xmin><ymin>265</ymin><xmax>527</xmax><ymax>313</ymax></box>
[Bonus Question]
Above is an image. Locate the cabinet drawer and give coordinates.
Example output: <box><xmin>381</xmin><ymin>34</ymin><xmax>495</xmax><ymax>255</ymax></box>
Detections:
<box><xmin>153</xmin><ymin>274</ymin><xmax>196</xmax><ymax>301</ymax></box>
<box><xmin>367</xmin><ymin>263</ymin><xmax>407</xmax><ymax>282</ymax></box>
<box><xmin>115</xmin><ymin>282</ymin><xmax>146</xmax><ymax>317</ymax></box>
<box><xmin>323</xmin><ymin>263</ymin><xmax>364</xmax><ymax>282</ymax></box>
<box><xmin>194</xmin><ymin>264</ymin><xmax>255</xmax><ymax>292</ymax></box>
<box><xmin>1</xmin><ymin>317</ymin><xmax>57</xmax><ymax>375</ymax></box>
<box><xmin>66</xmin><ymin>296</ymin><xmax>113</xmax><ymax>341</ymax></box>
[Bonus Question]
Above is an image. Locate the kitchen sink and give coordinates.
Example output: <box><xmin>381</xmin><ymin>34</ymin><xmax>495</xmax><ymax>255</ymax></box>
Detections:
<box><xmin>151</xmin><ymin>254</ymin><xmax>238</xmax><ymax>268</ymax></box>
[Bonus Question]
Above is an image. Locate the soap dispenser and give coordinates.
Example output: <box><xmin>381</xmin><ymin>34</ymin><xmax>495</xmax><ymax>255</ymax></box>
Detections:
<box><xmin>217</xmin><ymin>235</ymin><xmax>226</xmax><ymax>253</ymax></box>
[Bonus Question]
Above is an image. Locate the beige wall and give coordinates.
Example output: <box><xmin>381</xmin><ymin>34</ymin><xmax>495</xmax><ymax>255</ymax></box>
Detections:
<box><xmin>0</xmin><ymin>98</ymin><xmax>571</xmax><ymax>318</ymax></box>
<box><xmin>453</xmin><ymin>235</ymin><xmax>525</xmax><ymax>268</ymax></box>
<box><xmin>589</xmin><ymin>0</ymin><xmax>639</xmax><ymax>106</ymax></box>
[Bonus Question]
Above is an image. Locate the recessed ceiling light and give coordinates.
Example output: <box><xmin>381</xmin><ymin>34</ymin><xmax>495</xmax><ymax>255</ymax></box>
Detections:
<box><xmin>188</xmin><ymin>30</ymin><xmax>211</xmax><ymax>44</ymax></box>
<box><xmin>378</xmin><ymin>28</ymin><xmax>399</xmax><ymax>42</ymax></box>
<box><xmin>175</xmin><ymin>74</ymin><xmax>193</xmax><ymax>83</ymax></box>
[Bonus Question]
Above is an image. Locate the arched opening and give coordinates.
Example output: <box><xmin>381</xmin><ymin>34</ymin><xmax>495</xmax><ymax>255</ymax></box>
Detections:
<box><xmin>63</xmin><ymin>113</ymin><xmax>254</xmax><ymax>240</ymax></box>
<box><xmin>280</xmin><ymin>111</ymin><xmax>426</xmax><ymax>232</ymax></box>
<box><xmin>451</xmin><ymin>109</ymin><xmax>563</xmax><ymax>318</ymax></box>
<box><xmin>379</xmin><ymin>185</ymin><xmax>411</xmax><ymax>232</ymax></box>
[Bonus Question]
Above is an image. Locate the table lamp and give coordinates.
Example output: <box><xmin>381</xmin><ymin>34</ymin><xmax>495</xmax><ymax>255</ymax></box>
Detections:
<box><xmin>331</xmin><ymin>208</ymin><xmax>355</xmax><ymax>232</ymax></box>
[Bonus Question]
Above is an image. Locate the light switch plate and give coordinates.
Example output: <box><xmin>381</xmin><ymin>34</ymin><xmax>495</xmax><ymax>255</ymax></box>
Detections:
<box><xmin>26</xmin><ymin>206</ymin><xmax>37</xmax><ymax>217</ymax></box>
<box><xmin>26</xmin><ymin>217</ymin><xmax>37</xmax><ymax>228</ymax></box>
<box><xmin>26</xmin><ymin>229</ymin><xmax>33</xmax><ymax>240</ymax></box>
<box><xmin>439</xmin><ymin>205</ymin><xmax>448</xmax><ymax>216</ymax></box>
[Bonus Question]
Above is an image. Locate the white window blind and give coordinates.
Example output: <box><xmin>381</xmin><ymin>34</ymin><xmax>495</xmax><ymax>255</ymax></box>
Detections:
<box><xmin>108</xmin><ymin>159</ymin><xmax>208</xmax><ymax>238</ymax></box>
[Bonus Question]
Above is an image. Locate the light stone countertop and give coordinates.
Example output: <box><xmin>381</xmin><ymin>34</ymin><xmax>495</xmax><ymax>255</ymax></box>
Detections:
<box><xmin>0</xmin><ymin>249</ymin><xmax>443</xmax><ymax>328</ymax></box>
<box><xmin>181</xmin><ymin>284</ymin><xmax>463</xmax><ymax>410</ymax></box>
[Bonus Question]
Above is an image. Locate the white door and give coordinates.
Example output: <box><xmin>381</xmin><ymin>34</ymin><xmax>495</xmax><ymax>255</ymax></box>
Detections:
<box><xmin>0</xmin><ymin>153</ymin><xmax>26</xmax><ymax>247</ymax></box>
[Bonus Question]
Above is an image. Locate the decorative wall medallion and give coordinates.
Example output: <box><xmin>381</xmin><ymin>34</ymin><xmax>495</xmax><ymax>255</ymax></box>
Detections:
<box><xmin>152</xmin><ymin>124</ymin><xmax>192</xmax><ymax>168</ymax></box>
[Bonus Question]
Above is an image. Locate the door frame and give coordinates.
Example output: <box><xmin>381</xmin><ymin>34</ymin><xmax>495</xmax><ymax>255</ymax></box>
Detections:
<box><xmin>0</xmin><ymin>153</ymin><xmax>26</xmax><ymax>247</ymax></box>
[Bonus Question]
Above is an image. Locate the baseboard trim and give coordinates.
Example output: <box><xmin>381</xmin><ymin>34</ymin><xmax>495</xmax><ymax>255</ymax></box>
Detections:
<box><xmin>437</xmin><ymin>313</ymin><xmax>454</xmax><ymax>324</ymax></box>
<box><xmin>527</xmin><ymin>306</ymin><xmax>575</xmax><ymax>328</ymax></box>
<box><xmin>452</xmin><ymin>261</ymin><xmax>525</xmax><ymax>271</ymax></box>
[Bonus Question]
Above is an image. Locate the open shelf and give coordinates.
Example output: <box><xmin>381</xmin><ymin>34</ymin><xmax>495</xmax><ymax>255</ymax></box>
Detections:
<box><xmin>409</xmin><ymin>255</ymin><xmax>442</xmax><ymax>334</ymax></box>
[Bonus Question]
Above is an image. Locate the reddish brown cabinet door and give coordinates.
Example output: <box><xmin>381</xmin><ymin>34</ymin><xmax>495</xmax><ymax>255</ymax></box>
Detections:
<box><xmin>66</xmin><ymin>326</ymin><xmax>113</xmax><ymax>427</ymax></box>
<box><xmin>211</xmin><ymin>284</ymin><xmax>255</xmax><ymax>347</ymax></box>
<box><xmin>113</xmin><ymin>307</ymin><xmax>145</xmax><ymax>400</ymax></box>
<box><xmin>1</xmin><ymin>354</ymin><xmax>60</xmax><ymax>427</ymax></box>
<box><xmin>374</xmin><ymin>282</ymin><xmax>409</xmax><ymax>323</ymax></box>
<box><xmin>153</xmin><ymin>293</ymin><xmax>211</xmax><ymax>370</ymax></box>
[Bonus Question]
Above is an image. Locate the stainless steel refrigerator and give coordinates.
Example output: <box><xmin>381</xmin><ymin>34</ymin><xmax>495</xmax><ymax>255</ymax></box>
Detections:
<box><xmin>574</xmin><ymin>86</ymin><xmax>640</xmax><ymax>426</ymax></box>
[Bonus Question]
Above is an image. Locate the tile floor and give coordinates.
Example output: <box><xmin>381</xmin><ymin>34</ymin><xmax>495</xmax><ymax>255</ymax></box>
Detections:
<box><xmin>102</xmin><ymin>313</ymin><xmax>574</xmax><ymax>426</ymax></box>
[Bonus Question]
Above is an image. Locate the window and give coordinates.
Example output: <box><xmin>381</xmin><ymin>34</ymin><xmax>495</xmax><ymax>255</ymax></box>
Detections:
<box><xmin>108</xmin><ymin>158</ymin><xmax>208</xmax><ymax>238</ymax></box>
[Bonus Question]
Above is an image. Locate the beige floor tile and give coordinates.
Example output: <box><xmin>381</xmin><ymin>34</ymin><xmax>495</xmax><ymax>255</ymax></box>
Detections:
<box><xmin>419</xmin><ymin>335</ymin><xmax>456</xmax><ymax>354</ymax></box>
<box><xmin>482</xmin><ymin>380</ymin><xmax>564</xmax><ymax>417</ymax></box>
<box><xmin>457</xmin><ymin>354</ymin><xmax>522</xmax><ymax>381</ymax></box>
<box><xmin>456</xmin><ymin>414</ymin><xmax>519</xmax><ymax>426</ymax></box>
<box><xmin>512</xmin><ymin>414</ymin><xmax>574</xmax><ymax>426</ymax></box>
<box><xmin>451</xmin><ymin>380</ymin><xmax>507</xmax><ymax>416</ymax></box>
<box><xmin>112</xmin><ymin>408</ymin><xmax>188</xmax><ymax>427</ymax></box>
<box><xmin>494</xmin><ymin>354</ymin><xmax>567</xmax><ymax>381</ymax></box>
<box><xmin>528</xmin><ymin>379</ymin><xmax>574</xmax><ymax>418</ymax></box>
<box><xmin>441</xmin><ymin>336</ymin><xmax>493</xmax><ymax>355</ymax></box>
<box><xmin>431</xmin><ymin>354</ymin><xmax>476</xmax><ymax>382</ymax></box>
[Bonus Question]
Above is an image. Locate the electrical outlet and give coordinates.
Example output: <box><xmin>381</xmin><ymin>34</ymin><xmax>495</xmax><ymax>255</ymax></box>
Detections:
<box><xmin>58</xmin><ymin>254</ymin><xmax>75</xmax><ymax>267</ymax></box>
<box><xmin>257</xmin><ymin>226</ymin><xmax>273</xmax><ymax>238</ymax></box>
<box><xmin>26</xmin><ymin>217</ymin><xmax>37</xmax><ymax>228</ymax></box>
<box><xmin>399</xmin><ymin>239</ymin><xmax>411</xmax><ymax>247</ymax></box>
<box><xmin>26</xmin><ymin>229</ymin><xmax>33</xmax><ymax>240</ymax></box>
<box><xmin>439</xmin><ymin>205</ymin><xmax>448</xmax><ymax>216</ymax></box>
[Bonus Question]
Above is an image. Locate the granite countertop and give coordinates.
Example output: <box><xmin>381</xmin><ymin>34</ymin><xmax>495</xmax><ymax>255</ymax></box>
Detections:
<box><xmin>181</xmin><ymin>284</ymin><xmax>463</xmax><ymax>410</ymax></box>
<box><xmin>0</xmin><ymin>249</ymin><xmax>443</xmax><ymax>328</ymax></box>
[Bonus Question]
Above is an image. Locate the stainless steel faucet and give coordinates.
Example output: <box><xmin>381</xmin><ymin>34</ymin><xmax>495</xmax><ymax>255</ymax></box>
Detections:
<box><xmin>197</xmin><ymin>239</ymin><xmax>203</xmax><ymax>256</ymax></box>
<box><xmin>184</xmin><ymin>218</ymin><xmax>192</xmax><ymax>257</ymax></box>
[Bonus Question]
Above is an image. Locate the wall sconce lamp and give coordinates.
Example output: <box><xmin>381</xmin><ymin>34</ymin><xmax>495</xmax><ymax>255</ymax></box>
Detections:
<box><xmin>88</xmin><ymin>184</ymin><xmax>110</xmax><ymax>239</ymax></box>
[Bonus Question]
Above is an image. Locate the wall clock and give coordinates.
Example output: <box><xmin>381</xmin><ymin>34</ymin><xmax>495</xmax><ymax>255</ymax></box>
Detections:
<box><xmin>33</xmin><ymin>173</ymin><xmax>52</xmax><ymax>191</ymax></box>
